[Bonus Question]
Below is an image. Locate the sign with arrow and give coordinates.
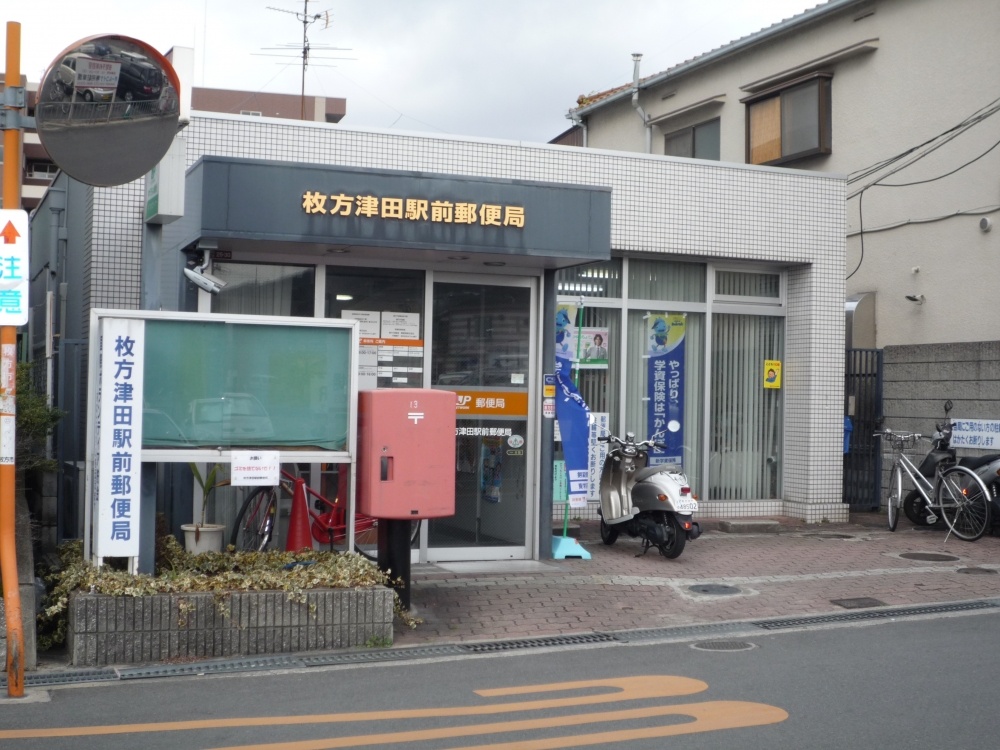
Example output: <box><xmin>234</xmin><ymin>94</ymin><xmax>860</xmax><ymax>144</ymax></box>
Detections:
<box><xmin>0</xmin><ymin>210</ymin><xmax>28</xmax><ymax>326</ymax></box>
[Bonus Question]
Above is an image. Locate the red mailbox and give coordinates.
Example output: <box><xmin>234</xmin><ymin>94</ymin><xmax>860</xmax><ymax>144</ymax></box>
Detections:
<box><xmin>357</xmin><ymin>389</ymin><xmax>456</xmax><ymax>519</ymax></box>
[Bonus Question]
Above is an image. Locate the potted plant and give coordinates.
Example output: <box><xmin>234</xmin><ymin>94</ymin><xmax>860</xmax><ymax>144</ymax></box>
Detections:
<box><xmin>180</xmin><ymin>462</ymin><xmax>228</xmax><ymax>553</ymax></box>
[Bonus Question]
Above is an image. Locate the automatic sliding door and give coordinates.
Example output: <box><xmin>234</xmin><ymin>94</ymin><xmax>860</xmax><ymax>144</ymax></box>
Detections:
<box><xmin>430</xmin><ymin>281</ymin><xmax>532</xmax><ymax>554</ymax></box>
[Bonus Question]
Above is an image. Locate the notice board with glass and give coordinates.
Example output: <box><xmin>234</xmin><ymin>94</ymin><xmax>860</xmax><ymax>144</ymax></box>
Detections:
<box><xmin>91</xmin><ymin>310</ymin><xmax>359</xmax><ymax>463</ymax></box>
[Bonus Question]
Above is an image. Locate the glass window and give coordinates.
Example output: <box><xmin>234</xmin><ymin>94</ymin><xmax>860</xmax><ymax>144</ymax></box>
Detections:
<box><xmin>628</xmin><ymin>259</ymin><xmax>706</xmax><ymax>302</ymax></box>
<box><xmin>624</xmin><ymin>310</ymin><xmax>705</xmax><ymax>497</ymax></box>
<box><xmin>555</xmin><ymin>259</ymin><xmax>622</xmax><ymax>299</ymax></box>
<box><xmin>211</xmin><ymin>262</ymin><xmax>315</xmax><ymax>317</ymax></box>
<box><xmin>325</xmin><ymin>266</ymin><xmax>424</xmax><ymax>319</ymax></box>
<box><xmin>326</xmin><ymin>266</ymin><xmax>425</xmax><ymax>389</ymax></box>
<box><xmin>715</xmin><ymin>271</ymin><xmax>780</xmax><ymax>299</ymax></box>
<box><xmin>664</xmin><ymin>118</ymin><xmax>721</xmax><ymax>161</ymax></box>
<box><xmin>709</xmin><ymin>314</ymin><xmax>784</xmax><ymax>500</ymax></box>
<box><xmin>746</xmin><ymin>75</ymin><xmax>831</xmax><ymax>165</ymax></box>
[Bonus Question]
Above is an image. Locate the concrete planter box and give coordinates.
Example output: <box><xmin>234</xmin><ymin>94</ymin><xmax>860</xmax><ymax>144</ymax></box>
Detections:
<box><xmin>67</xmin><ymin>587</ymin><xmax>393</xmax><ymax>666</ymax></box>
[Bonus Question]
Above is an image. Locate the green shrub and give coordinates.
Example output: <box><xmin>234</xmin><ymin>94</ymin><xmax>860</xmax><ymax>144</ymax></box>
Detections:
<box><xmin>36</xmin><ymin>539</ymin><xmax>418</xmax><ymax>651</ymax></box>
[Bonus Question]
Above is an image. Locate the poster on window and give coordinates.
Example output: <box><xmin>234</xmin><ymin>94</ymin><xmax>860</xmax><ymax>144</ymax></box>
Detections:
<box><xmin>646</xmin><ymin>313</ymin><xmax>685</xmax><ymax>466</ymax></box>
<box><xmin>576</xmin><ymin>328</ymin><xmax>610</xmax><ymax>369</ymax></box>
<box><xmin>481</xmin><ymin>436</ymin><xmax>504</xmax><ymax>504</ymax></box>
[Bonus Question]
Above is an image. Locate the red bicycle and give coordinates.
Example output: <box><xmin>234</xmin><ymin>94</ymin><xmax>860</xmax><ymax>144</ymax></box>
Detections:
<box><xmin>230</xmin><ymin>466</ymin><xmax>419</xmax><ymax>558</ymax></box>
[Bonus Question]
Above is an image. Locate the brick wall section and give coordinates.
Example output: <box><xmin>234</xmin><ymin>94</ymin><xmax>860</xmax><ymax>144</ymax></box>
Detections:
<box><xmin>67</xmin><ymin>587</ymin><xmax>393</xmax><ymax>667</ymax></box>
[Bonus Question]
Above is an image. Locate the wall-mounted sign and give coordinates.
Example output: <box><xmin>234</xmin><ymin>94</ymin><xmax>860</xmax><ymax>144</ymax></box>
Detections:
<box><xmin>303</xmin><ymin>191</ymin><xmax>526</xmax><ymax>229</ymax></box>
<box><xmin>452</xmin><ymin>390</ymin><xmax>528</xmax><ymax>418</ymax></box>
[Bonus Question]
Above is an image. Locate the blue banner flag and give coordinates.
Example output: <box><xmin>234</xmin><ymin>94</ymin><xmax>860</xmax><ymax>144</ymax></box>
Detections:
<box><xmin>555</xmin><ymin>303</ymin><xmax>592</xmax><ymax>508</ymax></box>
<box><xmin>646</xmin><ymin>313</ymin><xmax>685</xmax><ymax>466</ymax></box>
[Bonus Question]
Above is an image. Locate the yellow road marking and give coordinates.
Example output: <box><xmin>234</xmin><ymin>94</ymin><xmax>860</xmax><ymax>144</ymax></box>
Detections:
<box><xmin>216</xmin><ymin>700</ymin><xmax>788</xmax><ymax>750</ymax></box>
<box><xmin>0</xmin><ymin>675</ymin><xmax>787</xmax><ymax>747</ymax></box>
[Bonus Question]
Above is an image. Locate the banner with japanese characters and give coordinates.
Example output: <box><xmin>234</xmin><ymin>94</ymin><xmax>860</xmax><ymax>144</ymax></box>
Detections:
<box><xmin>95</xmin><ymin>317</ymin><xmax>145</xmax><ymax>558</ymax></box>
<box><xmin>554</xmin><ymin>303</ymin><xmax>592</xmax><ymax>508</ymax></box>
<box><xmin>646</xmin><ymin>313</ymin><xmax>685</xmax><ymax>466</ymax></box>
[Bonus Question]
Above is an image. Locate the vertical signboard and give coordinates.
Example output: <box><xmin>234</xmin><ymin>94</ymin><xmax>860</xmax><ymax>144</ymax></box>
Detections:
<box><xmin>0</xmin><ymin>210</ymin><xmax>29</xmax><ymax>327</ymax></box>
<box><xmin>646</xmin><ymin>313</ymin><xmax>685</xmax><ymax>466</ymax></box>
<box><xmin>95</xmin><ymin>317</ymin><xmax>145</xmax><ymax>558</ymax></box>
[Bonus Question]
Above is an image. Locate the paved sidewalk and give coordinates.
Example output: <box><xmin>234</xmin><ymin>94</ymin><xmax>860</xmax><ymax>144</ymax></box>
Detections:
<box><xmin>394</xmin><ymin>513</ymin><xmax>1000</xmax><ymax>647</ymax></box>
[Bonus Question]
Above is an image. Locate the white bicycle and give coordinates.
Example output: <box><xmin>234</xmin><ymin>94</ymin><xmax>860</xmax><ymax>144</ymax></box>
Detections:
<box><xmin>878</xmin><ymin>428</ymin><xmax>991</xmax><ymax>541</ymax></box>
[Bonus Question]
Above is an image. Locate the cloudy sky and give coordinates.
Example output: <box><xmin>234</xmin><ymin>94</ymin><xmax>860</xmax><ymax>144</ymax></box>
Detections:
<box><xmin>7</xmin><ymin>0</ymin><xmax>821</xmax><ymax>143</ymax></box>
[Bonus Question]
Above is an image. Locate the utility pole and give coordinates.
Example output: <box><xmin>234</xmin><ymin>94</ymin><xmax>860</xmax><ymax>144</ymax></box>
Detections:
<box><xmin>1</xmin><ymin>20</ymin><xmax>25</xmax><ymax>699</ymax></box>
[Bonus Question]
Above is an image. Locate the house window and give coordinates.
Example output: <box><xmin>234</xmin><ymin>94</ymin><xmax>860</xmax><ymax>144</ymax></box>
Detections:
<box><xmin>664</xmin><ymin>118</ymin><xmax>720</xmax><ymax>161</ymax></box>
<box><xmin>745</xmin><ymin>74</ymin><xmax>831</xmax><ymax>165</ymax></box>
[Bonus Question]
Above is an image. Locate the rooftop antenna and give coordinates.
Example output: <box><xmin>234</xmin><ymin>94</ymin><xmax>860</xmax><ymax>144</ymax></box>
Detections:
<box><xmin>260</xmin><ymin>1</ymin><xmax>353</xmax><ymax>119</ymax></box>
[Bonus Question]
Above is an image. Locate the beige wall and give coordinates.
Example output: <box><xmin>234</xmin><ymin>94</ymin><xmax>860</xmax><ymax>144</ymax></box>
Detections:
<box><xmin>577</xmin><ymin>0</ymin><xmax>1000</xmax><ymax>348</ymax></box>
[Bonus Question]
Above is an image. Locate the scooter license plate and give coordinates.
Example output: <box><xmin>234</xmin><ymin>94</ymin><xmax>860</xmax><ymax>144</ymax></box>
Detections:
<box><xmin>675</xmin><ymin>498</ymin><xmax>698</xmax><ymax>512</ymax></box>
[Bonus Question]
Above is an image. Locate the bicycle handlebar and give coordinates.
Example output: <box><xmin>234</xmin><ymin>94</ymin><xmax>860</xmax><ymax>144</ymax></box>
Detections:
<box><xmin>598</xmin><ymin>433</ymin><xmax>666</xmax><ymax>450</ymax></box>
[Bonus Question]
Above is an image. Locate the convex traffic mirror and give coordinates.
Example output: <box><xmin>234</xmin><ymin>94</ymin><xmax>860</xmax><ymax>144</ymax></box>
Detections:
<box><xmin>35</xmin><ymin>34</ymin><xmax>181</xmax><ymax>187</ymax></box>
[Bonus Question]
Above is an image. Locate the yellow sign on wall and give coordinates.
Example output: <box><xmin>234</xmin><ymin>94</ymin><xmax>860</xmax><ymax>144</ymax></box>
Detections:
<box><xmin>763</xmin><ymin>360</ymin><xmax>782</xmax><ymax>389</ymax></box>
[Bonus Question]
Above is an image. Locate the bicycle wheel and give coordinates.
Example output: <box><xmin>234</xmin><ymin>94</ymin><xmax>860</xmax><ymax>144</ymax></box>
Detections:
<box><xmin>886</xmin><ymin>463</ymin><xmax>902</xmax><ymax>531</ymax></box>
<box><xmin>231</xmin><ymin>486</ymin><xmax>278</xmax><ymax>551</ymax></box>
<box><xmin>936</xmin><ymin>465</ymin><xmax>990</xmax><ymax>541</ymax></box>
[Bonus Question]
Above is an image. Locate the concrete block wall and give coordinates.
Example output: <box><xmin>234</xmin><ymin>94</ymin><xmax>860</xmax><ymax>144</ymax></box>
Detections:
<box><xmin>878</xmin><ymin>341</ymin><xmax>1000</xmax><ymax>508</ymax></box>
<box><xmin>67</xmin><ymin>587</ymin><xmax>393</xmax><ymax>667</ymax></box>
<box><xmin>883</xmin><ymin>341</ymin><xmax>1000</xmax><ymax>432</ymax></box>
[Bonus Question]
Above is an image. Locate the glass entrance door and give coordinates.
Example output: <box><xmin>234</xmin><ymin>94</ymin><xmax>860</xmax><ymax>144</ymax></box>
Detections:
<box><xmin>428</xmin><ymin>277</ymin><xmax>535</xmax><ymax>560</ymax></box>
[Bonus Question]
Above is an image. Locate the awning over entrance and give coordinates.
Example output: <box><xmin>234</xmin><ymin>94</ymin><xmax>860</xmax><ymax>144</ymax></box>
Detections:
<box><xmin>163</xmin><ymin>156</ymin><xmax>612</xmax><ymax>270</ymax></box>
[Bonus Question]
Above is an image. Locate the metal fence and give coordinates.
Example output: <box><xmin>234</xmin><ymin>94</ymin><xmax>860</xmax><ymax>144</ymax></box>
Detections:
<box><xmin>843</xmin><ymin>349</ymin><xmax>883</xmax><ymax>510</ymax></box>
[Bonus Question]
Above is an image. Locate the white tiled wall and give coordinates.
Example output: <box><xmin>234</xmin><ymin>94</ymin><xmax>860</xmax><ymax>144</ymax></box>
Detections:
<box><xmin>96</xmin><ymin>114</ymin><xmax>847</xmax><ymax>520</ymax></box>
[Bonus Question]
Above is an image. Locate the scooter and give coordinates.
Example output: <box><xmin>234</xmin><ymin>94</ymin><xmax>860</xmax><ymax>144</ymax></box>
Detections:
<box><xmin>902</xmin><ymin>402</ymin><xmax>1000</xmax><ymax>527</ymax></box>
<box><xmin>596</xmin><ymin>431</ymin><xmax>701</xmax><ymax>559</ymax></box>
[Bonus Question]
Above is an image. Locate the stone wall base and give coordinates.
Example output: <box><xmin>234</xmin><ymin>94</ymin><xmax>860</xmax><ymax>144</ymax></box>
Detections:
<box><xmin>67</xmin><ymin>587</ymin><xmax>393</xmax><ymax>667</ymax></box>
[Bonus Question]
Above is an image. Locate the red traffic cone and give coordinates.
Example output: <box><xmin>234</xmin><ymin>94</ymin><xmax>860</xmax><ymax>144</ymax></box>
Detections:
<box><xmin>285</xmin><ymin>477</ymin><xmax>313</xmax><ymax>552</ymax></box>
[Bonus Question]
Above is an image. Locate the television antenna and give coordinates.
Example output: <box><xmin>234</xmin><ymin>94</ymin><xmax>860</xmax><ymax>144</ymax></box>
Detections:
<box><xmin>259</xmin><ymin>1</ymin><xmax>354</xmax><ymax>118</ymax></box>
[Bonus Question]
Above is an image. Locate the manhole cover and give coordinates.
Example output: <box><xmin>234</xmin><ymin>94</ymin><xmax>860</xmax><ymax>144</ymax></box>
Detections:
<box><xmin>900</xmin><ymin>552</ymin><xmax>959</xmax><ymax>562</ymax></box>
<box><xmin>831</xmin><ymin>597</ymin><xmax>886</xmax><ymax>609</ymax></box>
<box><xmin>688</xmin><ymin>584</ymin><xmax>741</xmax><ymax>596</ymax></box>
<box><xmin>803</xmin><ymin>533</ymin><xmax>854</xmax><ymax>539</ymax></box>
<box><xmin>957</xmin><ymin>567</ymin><xmax>997</xmax><ymax>575</ymax></box>
<box><xmin>690</xmin><ymin>640</ymin><xmax>756</xmax><ymax>652</ymax></box>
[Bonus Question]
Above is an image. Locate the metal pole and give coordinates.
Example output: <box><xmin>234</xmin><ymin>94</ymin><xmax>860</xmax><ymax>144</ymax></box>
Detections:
<box><xmin>1</xmin><ymin>20</ymin><xmax>26</xmax><ymax>698</ymax></box>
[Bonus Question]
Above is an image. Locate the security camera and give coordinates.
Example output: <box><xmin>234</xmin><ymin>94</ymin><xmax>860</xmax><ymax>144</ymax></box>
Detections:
<box><xmin>183</xmin><ymin>264</ymin><xmax>227</xmax><ymax>295</ymax></box>
<box><xmin>183</xmin><ymin>267</ymin><xmax>220</xmax><ymax>294</ymax></box>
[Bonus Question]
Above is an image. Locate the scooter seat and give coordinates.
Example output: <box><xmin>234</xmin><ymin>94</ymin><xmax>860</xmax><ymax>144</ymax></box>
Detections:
<box><xmin>958</xmin><ymin>454</ymin><xmax>1000</xmax><ymax>471</ymax></box>
<box><xmin>631</xmin><ymin>464</ymin><xmax>680</xmax><ymax>484</ymax></box>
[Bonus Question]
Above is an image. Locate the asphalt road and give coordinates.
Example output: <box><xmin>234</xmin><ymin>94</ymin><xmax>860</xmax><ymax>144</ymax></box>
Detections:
<box><xmin>2</xmin><ymin>608</ymin><xmax>998</xmax><ymax>749</ymax></box>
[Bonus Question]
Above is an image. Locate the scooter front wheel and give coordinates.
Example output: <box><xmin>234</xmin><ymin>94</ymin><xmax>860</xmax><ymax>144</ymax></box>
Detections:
<box><xmin>599</xmin><ymin>516</ymin><xmax>619</xmax><ymax>545</ymax></box>
<box><xmin>658</xmin><ymin>514</ymin><xmax>686</xmax><ymax>559</ymax></box>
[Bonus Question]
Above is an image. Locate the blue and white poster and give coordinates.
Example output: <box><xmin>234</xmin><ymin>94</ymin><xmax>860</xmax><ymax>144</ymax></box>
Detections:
<box><xmin>555</xmin><ymin>303</ymin><xmax>592</xmax><ymax>508</ymax></box>
<box><xmin>646</xmin><ymin>313</ymin><xmax>685</xmax><ymax>466</ymax></box>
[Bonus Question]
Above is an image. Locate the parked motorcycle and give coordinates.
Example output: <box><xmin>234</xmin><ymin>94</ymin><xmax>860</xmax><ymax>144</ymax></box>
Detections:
<box><xmin>902</xmin><ymin>402</ymin><xmax>1000</xmax><ymax>527</ymax></box>
<box><xmin>596</xmin><ymin>431</ymin><xmax>701</xmax><ymax>558</ymax></box>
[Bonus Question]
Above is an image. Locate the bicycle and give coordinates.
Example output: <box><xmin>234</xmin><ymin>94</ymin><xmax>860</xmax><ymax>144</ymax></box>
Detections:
<box><xmin>230</xmin><ymin>465</ymin><xmax>420</xmax><ymax>559</ymax></box>
<box><xmin>877</xmin><ymin>428</ymin><xmax>991</xmax><ymax>541</ymax></box>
